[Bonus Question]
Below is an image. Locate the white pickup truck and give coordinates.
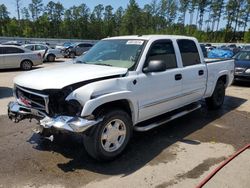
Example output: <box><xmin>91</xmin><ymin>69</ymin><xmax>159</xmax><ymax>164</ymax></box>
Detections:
<box><xmin>8</xmin><ymin>35</ymin><xmax>234</xmax><ymax>160</ymax></box>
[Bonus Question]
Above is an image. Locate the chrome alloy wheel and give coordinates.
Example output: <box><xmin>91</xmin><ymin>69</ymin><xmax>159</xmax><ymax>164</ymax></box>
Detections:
<box><xmin>101</xmin><ymin>119</ymin><xmax>127</xmax><ymax>152</ymax></box>
<box><xmin>21</xmin><ymin>61</ymin><xmax>32</xmax><ymax>70</ymax></box>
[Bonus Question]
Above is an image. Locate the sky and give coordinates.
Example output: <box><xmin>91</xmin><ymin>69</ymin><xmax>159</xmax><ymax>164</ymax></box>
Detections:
<box><xmin>1</xmin><ymin>0</ymin><xmax>149</xmax><ymax>18</ymax></box>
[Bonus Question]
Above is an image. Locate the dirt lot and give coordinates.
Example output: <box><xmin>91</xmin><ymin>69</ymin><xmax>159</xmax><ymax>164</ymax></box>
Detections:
<box><xmin>0</xmin><ymin>60</ymin><xmax>250</xmax><ymax>188</ymax></box>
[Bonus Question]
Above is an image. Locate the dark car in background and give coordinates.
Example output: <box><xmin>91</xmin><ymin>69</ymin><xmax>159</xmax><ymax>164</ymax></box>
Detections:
<box><xmin>233</xmin><ymin>51</ymin><xmax>250</xmax><ymax>82</ymax></box>
<box><xmin>55</xmin><ymin>42</ymin><xmax>74</xmax><ymax>50</ymax></box>
<box><xmin>62</xmin><ymin>42</ymin><xmax>94</xmax><ymax>58</ymax></box>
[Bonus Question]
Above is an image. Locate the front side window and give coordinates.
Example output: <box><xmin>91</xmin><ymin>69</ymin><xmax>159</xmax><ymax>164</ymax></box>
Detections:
<box><xmin>35</xmin><ymin>45</ymin><xmax>47</xmax><ymax>50</ymax></box>
<box><xmin>145</xmin><ymin>40</ymin><xmax>177</xmax><ymax>69</ymax></box>
<box><xmin>177</xmin><ymin>39</ymin><xmax>201</xmax><ymax>66</ymax></box>
<box><xmin>75</xmin><ymin>39</ymin><xmax>146</xmax><ymax>69</ymax></box>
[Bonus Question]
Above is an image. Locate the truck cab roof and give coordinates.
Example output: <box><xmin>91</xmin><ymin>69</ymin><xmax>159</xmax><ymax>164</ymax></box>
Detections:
<box><xmin>103</xmin><ymin>35</ymin><xmax>197</xmax><ymax>41</ymax></box>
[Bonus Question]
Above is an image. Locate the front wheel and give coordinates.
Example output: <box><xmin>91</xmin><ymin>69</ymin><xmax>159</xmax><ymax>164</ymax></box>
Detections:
<box><xmin>83</xmin><ymin>109</ymin><xmax>132</xmax><ymax>161</ymax></box>
<box><xmin>47</xmin><ymin>54</ymin><xmax>55</xmax><ymax>62</ymax></box>
<box><xmin>206</xmin><ymin>80</ymin><xmax>225</xmax><ymax>110</ymax></box>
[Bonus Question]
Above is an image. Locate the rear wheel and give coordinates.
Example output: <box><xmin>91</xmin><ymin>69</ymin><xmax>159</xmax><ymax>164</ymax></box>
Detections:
<box><xmin>83</xmin><ymin>109</ymin><xmax>132</xmax><ymax>161</ymax></box>
<box><xmin>20</xmin><ymin>60</ymin><xmax>32</xmax><ymax>70</ymax></box>
<box><xmin>206</xmin><ymin>80</ymin><xmax>225</xmax><ymax>109</ymax></box>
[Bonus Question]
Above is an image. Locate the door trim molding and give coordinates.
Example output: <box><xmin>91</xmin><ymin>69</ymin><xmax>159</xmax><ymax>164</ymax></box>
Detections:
<box><xmin>140</xmin><ymin>88</ymin><xmax>202</xmax><ymax>109</ymax></box>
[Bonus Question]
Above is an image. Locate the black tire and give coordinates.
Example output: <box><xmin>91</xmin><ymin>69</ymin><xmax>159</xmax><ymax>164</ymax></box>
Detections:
<box><xmin>47</xmin><ymin>54</ymin><xmax>56</xmax><ymax>62</ymax></box>
<box><xmin>69</xmin><ymin>52</ymin><xmax>76</xmax><ymax>58</ymax></box>
<box><xmin>83</xmin><ymin>109</ymin><xmax>132</xmax><ymax>161</ymax></box>
<box><xmin>206</xmin><ymin>80</ymin><xmax>225</xmax><ymax>110</ymax></box>
<box><xmin>20</xmin><ymin>60</ymin><xmax>32</xmax><ymax>70</ymax></box>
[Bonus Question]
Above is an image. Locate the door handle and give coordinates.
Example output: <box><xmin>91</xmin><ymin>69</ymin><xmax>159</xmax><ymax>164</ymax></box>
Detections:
<box><xmin>175</xmin><ymin>74</ymin><xmax>182</xmax><ymax>80</ymax></box>
<box><xmin>199</xmin><ymin>70</ymin><xmax>204</xmax><ymax>76</ymax></box>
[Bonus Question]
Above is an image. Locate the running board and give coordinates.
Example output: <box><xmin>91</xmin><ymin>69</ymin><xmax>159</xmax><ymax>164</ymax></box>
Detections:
<box><xmin>134</xmin><ymin>104</ymin><xmax>201</xmax><ymax>132</ymax></box>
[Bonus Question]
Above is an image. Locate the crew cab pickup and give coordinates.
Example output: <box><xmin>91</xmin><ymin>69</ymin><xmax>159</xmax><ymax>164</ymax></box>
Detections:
<box><xmin>8</xmin><ymin>35</ymin><xmax>234</xmax><ymax>161</ymax></box>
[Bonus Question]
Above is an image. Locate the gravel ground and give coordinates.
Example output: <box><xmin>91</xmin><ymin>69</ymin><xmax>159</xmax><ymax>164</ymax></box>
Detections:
<box><xmin>0</xmin><ymin>60</ymin><xmax>250</xmax><ymax>188</ymax></box>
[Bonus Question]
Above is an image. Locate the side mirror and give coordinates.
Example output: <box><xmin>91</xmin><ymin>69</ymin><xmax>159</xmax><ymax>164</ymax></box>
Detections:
<box><xmin>143</xmin><ymin>60</ymin><xmax>166</xmax><ymax>73</ymax></box>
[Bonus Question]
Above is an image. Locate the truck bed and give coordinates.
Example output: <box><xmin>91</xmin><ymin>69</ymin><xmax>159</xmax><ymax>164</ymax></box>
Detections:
<box><xmin>204</xmin><ymin>58</ymin><xmax>235</xmax><ymax>98</ymax></box>
<box><xmin>204</xmin><ymin>58</ymin><xmax>233</xmax><ymax>63</ymax></box>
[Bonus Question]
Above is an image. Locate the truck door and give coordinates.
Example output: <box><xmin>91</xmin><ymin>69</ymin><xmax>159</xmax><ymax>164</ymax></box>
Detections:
<box><xmin>177</xmin><ymin>39</ymin><xmax>207</xmax><ymax>104</ymax></box>
<box><xmin>137</xmin><ymin>40</ymin><xmax>183</xmax><ymax>122</ymax></box>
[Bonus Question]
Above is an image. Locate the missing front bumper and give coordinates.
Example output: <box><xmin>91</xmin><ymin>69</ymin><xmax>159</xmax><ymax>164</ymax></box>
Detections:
<box><xmin>8</xmin><ymin>101</ymin><xmax>101</xmax><ymax>133</ymax></box>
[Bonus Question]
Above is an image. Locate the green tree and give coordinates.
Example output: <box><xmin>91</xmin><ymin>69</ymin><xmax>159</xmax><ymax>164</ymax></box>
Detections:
<box><xmin>45</xmin><ymin>1</ymin><xmax>64</xmax><ymax>37</ymax></box>
<box><xmin>241</xmin><ymin>0</ymin><xmax>250</xmax><ymax>32</ymax></box>
<box><xmin>121</xmin><ymin>0</ymin><xmax>141</xmax><ymax>35</ymax></box>
<box><xmin>159</xmin><ymin>0</ymin><xmax>178</xmax><ymax>26</ymax></box>
<box><xmin>114</xmin><ymin>7</ymin><xmax>124</xmax><ymax>35</ymax></box>
<box><xmin>104</xmin><ymin>5</ymin><xmax>115</xmax><ymax>37</ymax></box>
<box><xmin>89</xmin><ymin>4</ymin><xmax>104</xmax><ymax>38</ymax></box>
<box><xmin>29</xmin><ymin>0</ymin><xmax>43</xmax><ymax>21</ymax></box>
<box><xmin>244</xmin><ymin>30</ymin><xmax>250</xmax><ymax>42</ymax></box>
<box><xmin>178</xmin><ymin>0</ymin><xmax>189</xmax><ymax>25</ymax></box>
<box><xmin>188</xmin><ymin>0</ymin><xmax>197</xmax><ymax>26</ymax></box>
<box><xmin>78</xmin><ymin>4</ymin><xmax>90</xmax><ymax>38</ymax></box>
<box><xmin>0</xmin><ymin>4</ymin><xmax>9</xmax><ymax>36</ymax></box>
<box><xmin>197</xmin><ymin>0</ymin><xmax>209</xmax><ymax>30</ymax></box>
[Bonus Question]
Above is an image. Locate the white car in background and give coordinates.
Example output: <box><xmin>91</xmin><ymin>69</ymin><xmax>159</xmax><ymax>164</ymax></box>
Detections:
<box><xmin>23</xmin><ymin>44</ymin><xmax>63</xmax><ymax>62</ymax></box>
<box><xmin>0</xmin><ymin>45</ymin><xmax>43</xmax><ymax>70</ymax></box>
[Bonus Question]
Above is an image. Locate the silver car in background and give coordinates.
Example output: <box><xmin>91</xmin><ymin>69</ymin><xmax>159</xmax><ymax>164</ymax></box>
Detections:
<box><xmin>23</xmin><ymin>44</ymin><xmax>64</xmax><ymax>62</ymax></box>
<box><xmin>0</xmin><ymin>45</ymin><xmax>43</xmax><ymax>70</ymax></box>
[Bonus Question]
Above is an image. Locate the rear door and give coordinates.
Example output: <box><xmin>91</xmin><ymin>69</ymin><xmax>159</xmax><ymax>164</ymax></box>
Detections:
<box><xmin>3</xmin><ymin>47</ymin><xmax>25</xmax><ymax>68</ymax></box>
<box><xmin>35</xmin><ymin>45</ymin><xmax>47</xmax><ymax>56</ymax></box>
<box><xmin>177</xmin><ymin>39</ymin><xmax>207</xmax><ymax>104</ymax></box>
<box><xmin>0</xmin><ymin>47</ymin><xmax>5</xmax><ymax>69</ymax></box>
<box><xmin>136</xmin><ymin>40</ymin><xmax>183</xmax><ymax>122</ymax></box>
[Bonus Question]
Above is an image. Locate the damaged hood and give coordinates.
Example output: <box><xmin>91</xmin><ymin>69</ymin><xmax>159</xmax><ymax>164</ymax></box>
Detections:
<box><xmin>14</xmin><ymin>62</ymin><xmax>128</xmax><ymax>90</ymax></box>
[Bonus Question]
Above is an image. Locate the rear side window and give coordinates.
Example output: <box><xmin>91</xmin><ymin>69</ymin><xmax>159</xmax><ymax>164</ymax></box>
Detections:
<box><xmin>0</xmin><ymin>47</ymin><xmax>3</xmax><ymax>54</ymax></box>
<box><xmin>146</xmin><ymin>40</ymin><xmax>177</xmax><ymax>69</ymax></box>
<box><xmin>3</xmin><ymin>47</ymin><xmax>24</xmax><ymax>54</ymax></box>
<box><xmin>177</xmin><ymin>39</ymin><xmax>201</xmax><ymax>66</ymax></box>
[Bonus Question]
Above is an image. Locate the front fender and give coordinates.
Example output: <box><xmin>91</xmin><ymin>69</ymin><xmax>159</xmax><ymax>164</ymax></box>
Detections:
<box><xmin>81</xmin><ymin>91</ymin><xmax>138</xmax><ymax>124</ymax></box>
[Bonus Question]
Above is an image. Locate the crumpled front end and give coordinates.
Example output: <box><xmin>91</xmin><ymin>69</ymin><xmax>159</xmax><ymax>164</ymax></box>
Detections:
<box><xmin>8</xmin><ymin>85</ymin><xmax>100</xmax><ymax>133</ymax></box>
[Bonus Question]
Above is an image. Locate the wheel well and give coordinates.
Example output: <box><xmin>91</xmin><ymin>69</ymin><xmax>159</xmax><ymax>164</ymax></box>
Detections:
<box><xmin>218</xmin><ymin>75</ymin><xmax>227</xmax><ymax>86</ymax></box>
<box><xmin>92</xmin><ymin>100</ymin><xmax>132</xmax><ymax>118</ymax></box>
<box><xmin>47</xmin><ymin>53</ymin><xmax>55</xmax><ymax>57</ymax></box>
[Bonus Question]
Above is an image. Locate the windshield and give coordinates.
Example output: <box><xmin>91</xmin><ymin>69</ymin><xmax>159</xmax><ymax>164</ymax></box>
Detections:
<box><xmin>234</xmin><ymin>51</ymin><xmax>250</xmax><ymax>61</ymax></box>
<box><xmin>74</xmin><ymin>39</ymin><xmax>146</xmax><ymax>69</ymax></box>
